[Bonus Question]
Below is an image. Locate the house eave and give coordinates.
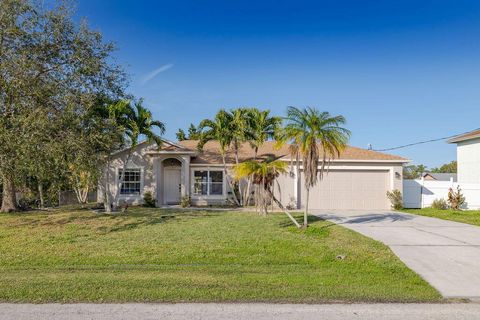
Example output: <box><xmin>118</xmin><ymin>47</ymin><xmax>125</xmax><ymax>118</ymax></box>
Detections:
<box><xmin>281</xmin><ymin>158</ymin><xmax>411</xmax><ymax>164</ymax></box>
<box><xmin>448</xmin><ymin>134</ymin><xmax>480</xmax><ymax>144</ymax></box>
<box><xmin>146</xmin><ymin>151</ymin><xmax>198</xmax><ymax>156</ymax></box>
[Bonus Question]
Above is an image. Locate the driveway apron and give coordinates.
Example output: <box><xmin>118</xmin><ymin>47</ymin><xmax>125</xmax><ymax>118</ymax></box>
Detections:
<box><xmin>312</xmin><ymin>210</ymin><xmax>480</xmax><ymax>299</ymax></box>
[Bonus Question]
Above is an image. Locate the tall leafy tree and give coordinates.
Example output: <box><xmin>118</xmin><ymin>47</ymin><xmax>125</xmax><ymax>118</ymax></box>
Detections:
<box><xmin>280</xmin><ymin>107</ymin><xmax>350</xmax><ymax>227</ymax></box>
<box><xmin>403</xmin><ymin>164</ymin><xmax>427</xmax><ymax>179</ymax></box>
<box><xmin>0</xmin><ymin>0</ymin><xmax>126</xmax><ymax>212</ymax></box>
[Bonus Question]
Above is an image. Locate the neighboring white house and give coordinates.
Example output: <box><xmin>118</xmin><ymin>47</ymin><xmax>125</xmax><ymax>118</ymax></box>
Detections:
<box><xmin>98</xmin><ymin>139</ymin><xmax>408</xmax><ymax>210</ymax></box>
<box><xmin>403</xmin><ymin>129</ymin><xmax>480</xmax><ymax>210</ymax></box>
<box><xmin>448</xmin><ymin>129</ymin><xmax>480</xmax><ymax>184</ymax></box>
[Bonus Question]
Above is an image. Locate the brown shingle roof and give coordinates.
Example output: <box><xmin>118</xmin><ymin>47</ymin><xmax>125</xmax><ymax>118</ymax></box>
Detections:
<box><xmin>448</xmin><ymin>129</ymin><xmax>480</xmax><ymax>143</ymax></box>
<box><xmin>177</xmin><ymin>140</ymin><xmax>407</xmax><ymax>164</ymax></box>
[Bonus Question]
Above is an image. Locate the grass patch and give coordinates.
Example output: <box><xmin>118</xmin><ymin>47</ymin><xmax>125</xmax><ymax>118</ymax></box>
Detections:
<box><xmin>0</xmin><ymin>207</ymin><xmax>440</xmax><ymax>302</ymax></box>
<box><xmin>401</xmin><ymin>208</ymin><xmax>480</xmax><ymax>227</ymax></box>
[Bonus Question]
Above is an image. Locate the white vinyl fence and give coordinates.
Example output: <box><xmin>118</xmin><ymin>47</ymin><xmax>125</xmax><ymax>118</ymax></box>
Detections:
<box><xmin>403</xmin><ymin>179</ymin><xmax>480</xmax><ymax>209</ymax></box>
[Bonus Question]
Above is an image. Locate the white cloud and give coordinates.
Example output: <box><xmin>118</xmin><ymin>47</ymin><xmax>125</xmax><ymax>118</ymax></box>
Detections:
<box><xmin>140</xmin><ymin>63</ymin><xmax>174</xmax><ymax>85</ymax></box>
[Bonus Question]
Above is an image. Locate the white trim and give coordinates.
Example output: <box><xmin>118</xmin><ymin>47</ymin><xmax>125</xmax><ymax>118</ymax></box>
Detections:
<box><xmin>281</xmin><ymin>158</ymin><xmax>410</xmax><ymax>163</ymax></box>
<box><xmin>116</xmin><ymin>167</ymin><xmax>144</xmax><ymax>198</ymax></box>
<box><xmin>190</xmin><ymin>168</ymin><xmax>226</xmax><ymax>198</ymax></box>
<box><xmin>297</xmin><ymin>165</ymin><xmax>394</xmax><ymax>171</ymax></box>
<box><xmin>111</xmin><ymin>138</ymin><xmax>185</xmax><ymax>156</ymax></box>
<box><xmin>146</xmin><ymin>151</ymin><xmax>197</xmax><ymax>155</ymax></box>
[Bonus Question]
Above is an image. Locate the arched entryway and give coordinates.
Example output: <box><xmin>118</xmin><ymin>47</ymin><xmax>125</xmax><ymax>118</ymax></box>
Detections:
<box><xmin>162</xmin><ymin>158</ymin><xmax>182</xmax><ymax>204</ymax></box>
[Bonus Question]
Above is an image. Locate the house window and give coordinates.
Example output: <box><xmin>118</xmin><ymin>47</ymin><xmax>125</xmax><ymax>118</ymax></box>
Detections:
<box><xmin>193</xmin><ymin>170</ymin><xmax>223</xmax><ymax>196</ymax></box>
<box><xmin>119</xmin><ymin>168</ymin><xmax>141</xmax><ymax>195</ymax></box>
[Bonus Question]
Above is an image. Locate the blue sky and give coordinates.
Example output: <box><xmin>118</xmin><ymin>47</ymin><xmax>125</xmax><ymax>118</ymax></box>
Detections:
<box><xmin>73</xmin><ymin>0</ymin><xmax>480</xmax><ymax>168</ymax></box>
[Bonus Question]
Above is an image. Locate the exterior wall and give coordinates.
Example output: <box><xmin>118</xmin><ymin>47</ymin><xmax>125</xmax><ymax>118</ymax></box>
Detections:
<box><xmin>274</xmin><ymin>171</ymin><xmax>297</xmax><ymax>208</ymax></box>
<box><xmin>457</xmin><ymin>138</ymin><xmax>480</xmax><ymax>184</ymax></box>
<box><xmin>98</xmin><ymin>141</ymin><xmax>406</xmax><ymax>210</ymax></box>
<box><xmin>97</xmin><ymin>142</ymin><xmax>157</xmax><ymax>206</ymax></box>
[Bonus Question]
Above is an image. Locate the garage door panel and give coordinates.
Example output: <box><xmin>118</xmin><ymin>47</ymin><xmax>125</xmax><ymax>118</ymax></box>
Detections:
<box><xmin>300</xmin><ymin>170</ymin><xmax>390</xmax><ymax>210</ymax></box>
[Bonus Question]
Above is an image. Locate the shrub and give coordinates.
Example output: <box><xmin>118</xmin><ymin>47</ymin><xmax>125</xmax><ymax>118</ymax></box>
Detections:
<box><xmin>286</xmin><ymin>197</ymin><xmax>297</xmax><ymax>211</ymax></box>
<box><xmin>143</xmin><ymin>191</ymin><xmax>156</xmax><ymax>207</ymax></box>
<box><xmin>431</xmin><ymin>198</ymin><xmax>448</xmax><ymax>210</ymax></box>
<box><xmin>447</xmin><ymin>186</ymin><xmax>465</xmax><ymax>210</ymax></box>
<box><xmin>386</xmin><ymin>189</ymin><xmax>403</xmax><ymax>210</ymax></box>
<box><xmin>181</xmin><ymin>196</ymin><xmax>191</xmax><ymax>208</ymax></box>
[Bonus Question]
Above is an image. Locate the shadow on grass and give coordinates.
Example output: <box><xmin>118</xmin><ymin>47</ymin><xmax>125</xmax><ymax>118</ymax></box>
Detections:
<box><xmin>278</xmin><ymin>214</ymin><xmax>333</xmax><ymax>228</ymax></box>
<box><xmin>5</xmin><ymin>208</ymin><xmax>220</xmax><ymax>233</ymax></box>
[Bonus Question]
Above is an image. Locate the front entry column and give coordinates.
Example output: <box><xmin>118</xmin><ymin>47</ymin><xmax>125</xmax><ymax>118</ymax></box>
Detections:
<box><xmin>181</xmin><ymin>155</ymin><xmax>191</xmax><ymax>198</ymax></box>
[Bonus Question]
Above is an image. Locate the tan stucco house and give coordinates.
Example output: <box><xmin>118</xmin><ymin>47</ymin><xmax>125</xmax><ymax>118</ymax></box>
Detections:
<box><xmin>98</xmin><ymin>139</ymin><xmax>408</xmax><ymax>210</ymax></box>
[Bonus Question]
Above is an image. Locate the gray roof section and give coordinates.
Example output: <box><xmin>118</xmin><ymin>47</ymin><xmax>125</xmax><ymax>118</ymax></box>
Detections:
<box><xmin>422</xmin><ymin>172</ymin><xmax>457</xmax><ymax>182</ymax></box>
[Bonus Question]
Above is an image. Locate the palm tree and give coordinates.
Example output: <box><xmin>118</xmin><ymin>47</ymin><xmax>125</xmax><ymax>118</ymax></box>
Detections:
<box><xmin>247</xmin><ymin>109</ymin><xmax>282</xmax><ymax>159</ymax></box>
<box><xmin>109</xmin><ymin>100</ymin><xmax>165</xmax><ymax>211</ymax></box>
<box><xmin>243</xmin><ymin>108</ymin><xmax>282</xmax><ymax>204</ymax></box>
<box><xmin>198</xmin><ymin>110</ymin><xmax>240</xmax><ymax>206</ymax></box>
<box><xmin>228</xmin><ymin>108</ymin><xmax>254</xmax><ymax>206</ymax></box>
<box><xmin>102</xmin><ymin>100</ymin><xmax>132</xmax><ymax>212</ymax></box>
<box><xmin>281</xmin><ymin>106</ymin><xmax>350</xmax><ymax>227</ymax></box>
<box><xmin>234</xmin><ymin>158</ymin><xmax>300</xmax><ymax>228</ymax></box>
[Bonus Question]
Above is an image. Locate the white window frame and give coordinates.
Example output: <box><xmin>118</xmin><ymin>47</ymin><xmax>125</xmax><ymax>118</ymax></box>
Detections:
<box><xmin>192</xmin><ymin>170</ymin><xmax>224</xmax><ymax>196</ymax></box>
<box><xmin>117</xmin><ymin>167</ymin><xmax>143</xmax><ymax>197</ymax></box>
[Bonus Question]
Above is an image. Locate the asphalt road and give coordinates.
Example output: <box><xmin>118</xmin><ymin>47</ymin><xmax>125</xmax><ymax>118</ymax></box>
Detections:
<box><xmin>1</xmin><ymin>303</ymin><xmax>480</xmax><ymax>320</ymax></box>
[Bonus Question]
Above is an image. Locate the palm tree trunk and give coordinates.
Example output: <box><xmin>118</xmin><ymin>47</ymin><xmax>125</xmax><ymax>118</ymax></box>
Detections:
<box><xmin>222</xmin><ymin>154</ymin><xmax>240</xmax><ymax>206</ymax></box>
<box><xmin>113</xmin><ymin>152</ymin><xmax>133</xmax><ymax>211</ymax></box>
<box><xmin>104</xmin><ymin>158</ymin><xmax>112</xmax><ymax>213</ymax></box>
<box><xmin>234</xmin><ymin>148</ymin><xmax>244</xmax><ymax>206</ymax></box>
<box><xmin>38</xmin><ymin>183</ymin><xmax>44</xmax><ymax>209</ymax></box>
<box><xmin>266</xmin><ymin>188</ymin><xmax>301</xmax><ymax>228</ymax></box>
<box><xmin>243</xmin><ymin>148</ymin><xmax>258</xmax><ymax>206</ymax></box>
<box><xmin>1</xmin><ymin>173</ymin><xmax>17</xmax><ymax>213</ymax></box>
<box><xmin>304</xmin><ymin>187</ymin><xmax>309</xmax><ymax>227</ymax></box>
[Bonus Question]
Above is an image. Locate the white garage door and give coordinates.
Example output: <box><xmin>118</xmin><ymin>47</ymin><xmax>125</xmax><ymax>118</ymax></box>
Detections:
<box><xmin>300</xmin><ymin>170</ymin><xmax>390</xmax><ymax>210</ymax></box>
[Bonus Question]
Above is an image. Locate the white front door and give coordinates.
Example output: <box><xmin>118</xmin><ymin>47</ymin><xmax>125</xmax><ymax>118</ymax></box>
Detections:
<box><xmin>164</xmin><ymin>168</ymin><xmax>181</xmax><ymax>204</ymax></box>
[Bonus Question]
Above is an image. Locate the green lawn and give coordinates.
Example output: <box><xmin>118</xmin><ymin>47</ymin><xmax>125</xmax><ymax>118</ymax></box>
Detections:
<box><xmin>401</xmin><ymin>208</ymin><xmax>480</xmax><ymax>227</ymax></box>
<box><xmin>0</xmin><ymin>207</ymin><xmax>440</xmax><ymax>303</ymax></box>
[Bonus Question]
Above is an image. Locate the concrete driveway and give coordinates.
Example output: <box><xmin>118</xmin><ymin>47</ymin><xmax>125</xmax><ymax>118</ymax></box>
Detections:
<box><xmin>312</xmin><ymin>210</ymin><xmax>480</xmax><ymax>299</ymax></box>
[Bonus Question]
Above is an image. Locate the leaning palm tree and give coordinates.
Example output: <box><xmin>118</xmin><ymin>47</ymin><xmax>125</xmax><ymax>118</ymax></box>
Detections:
<box><xmin>234</xmin><ymin>158</ymin><xmax>300</xmax><ymax>228</ymax></box>
<box><xmin>112</xmin><ymin>100</ymin><xmax>165</xmax><ymax>211</ymax></box>
<box><xmin>281</xmin><ymin>106</ymin><xmax>350</xmax><ymax>227</ymax></box>
<box><xmin>198</xmin><ymin>110</ymin><xmax>240</xmax><ymax>206</ymax></box>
